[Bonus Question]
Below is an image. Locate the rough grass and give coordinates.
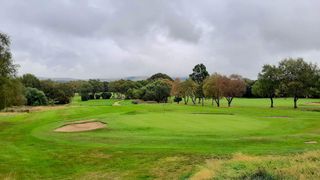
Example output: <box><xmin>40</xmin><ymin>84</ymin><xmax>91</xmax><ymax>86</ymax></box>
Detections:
<box><xmin>0</xmin><ymin>96</ymin><xmax>320</xmax><ymax>179</ymax></box>
<box><xmin>191</xmin><ymin>150</ymin><xmax>320</xmax><ymax>179</ymax></box>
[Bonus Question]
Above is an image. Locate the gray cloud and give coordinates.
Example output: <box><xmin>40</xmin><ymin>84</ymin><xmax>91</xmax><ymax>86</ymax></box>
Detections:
<box><xmin>1</xmin><ymin>0</ymin><xmax>320</xmax><ymax>79</ymax></box>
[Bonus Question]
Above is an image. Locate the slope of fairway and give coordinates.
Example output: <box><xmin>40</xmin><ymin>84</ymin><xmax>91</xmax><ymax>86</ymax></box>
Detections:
<box><xmin>1</xmin><ymin>97</ymin><xmax>320</xmax><ymax>179</ymax></box>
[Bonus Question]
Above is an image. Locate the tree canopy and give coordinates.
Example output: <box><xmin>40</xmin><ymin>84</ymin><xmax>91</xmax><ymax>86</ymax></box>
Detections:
<box><xmin>252</xmin><ymin>65</ymin><xmax>281</xmax><ymax>108</ymax></box>
<box><xmin>20</xmin><ymin>73</ymin><xmax>41</xmax><ymax>89</ymax></box>
<box><xmin>147</xmin><ymin>73</ymin><xmax>173</xmax><ymax>82</ymax></box>
<box><xmin>278</xmin><ymin>58</ymin><xmax>318</xmax><ymax>108</ymax></box>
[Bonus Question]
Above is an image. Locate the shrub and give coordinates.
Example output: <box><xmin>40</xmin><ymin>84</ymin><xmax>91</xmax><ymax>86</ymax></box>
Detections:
<box><xmin>89</xmin><ymin>94</ymin><xmax>95</xmax><ymax>100</ymax></box>
<box><xmin>54</xmin><ymin>90</ymin><xmax>70</xmax><ymax>104</ymax></box>
<box><xmin>95</xmin><ymin>94</ymin><xmax>101</xmax><ymax>99</ymax></box>
<box><xmin>132</xmin><ymin>100</ymin><xmax>139</xmax><ymax>104</ymax></box>
<box><xmin>81</xmin><ymin>94</ymin><xmax>89</xmax><ymax>101</ymax></box>
<box><xmin>25</xmin><ymin>87</ymin><xmax>48</xmax><ymax>106</ymax></box>
<box><xmin>101</xmin><ymin>92</ymin><xmax>112</xmax><ymax>99</ymax></box>
<box><xmin>174</xmin><ymin>97</ymin><xmax>182</xmax><ymax>104</ymax></box>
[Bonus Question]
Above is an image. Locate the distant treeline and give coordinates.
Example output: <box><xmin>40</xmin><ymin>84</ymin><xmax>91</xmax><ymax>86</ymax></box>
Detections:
<box><xmin>1</xmin><ymin>32</ymin><xmax>320</xmax><ymax>110</ymax></box>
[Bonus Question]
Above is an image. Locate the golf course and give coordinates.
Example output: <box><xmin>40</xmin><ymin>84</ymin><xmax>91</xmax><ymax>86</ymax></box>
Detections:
<box><xmin>1</xmin><ymin>97</ymin><xmax>320</xmax><ymax>179</ymax></box>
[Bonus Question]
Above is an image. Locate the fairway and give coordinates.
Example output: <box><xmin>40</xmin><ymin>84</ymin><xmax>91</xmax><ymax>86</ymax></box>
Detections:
<box><xmin>1</xmin><ymin>97</ymin><xmax>320</xmax><ymax>179</ymax></box>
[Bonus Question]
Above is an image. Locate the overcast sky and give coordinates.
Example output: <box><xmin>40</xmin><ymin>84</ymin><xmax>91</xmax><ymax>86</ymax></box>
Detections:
<box><xmin>1</xmin><ymin>0</ymin><xmax>320</xmax><ymax>79</ymax></box>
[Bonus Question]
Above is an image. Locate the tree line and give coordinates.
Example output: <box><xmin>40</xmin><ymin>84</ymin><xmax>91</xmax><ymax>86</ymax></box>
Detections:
<box><xmin>1</xmin><ymin>31</ymin><xmax>320</xmax><ymax>110</ymax></box>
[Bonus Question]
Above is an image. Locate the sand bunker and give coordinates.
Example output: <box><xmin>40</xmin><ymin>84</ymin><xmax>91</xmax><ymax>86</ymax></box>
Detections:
<box><xmin>305</xmin><ymin>141</ymin><xmax>317</xmax><ymax>144</ymax></box>
<box><xmin>55</xmin><ymin>121</ymin><xmax>106</xmax><ymax>132</ymax></box>
<box><xmin>306</xmin><ymin>102</ymin><xmax>320</xmax><ymax>105</ymax></box>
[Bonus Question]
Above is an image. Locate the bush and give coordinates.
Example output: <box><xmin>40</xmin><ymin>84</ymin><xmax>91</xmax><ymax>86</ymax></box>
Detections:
<box><xmin>101</xmin><ymin>92</ymin><xmax>112</xmax><ymax>99</ymax></box>
<box><xmin>132</xmin><ymin>100</ymin><xmax>139</xmax><ymax>104</ymax></box>
<box><xmin>81</xmin><ymin>94</ymin><xmax>89</xmax><ymax>101</ymax></box>
<box><xmin>174</xmin><ymin>97</ymin><xmax>182</xmax><ymax>104</ymax></box>
<box><xmin>95</xmin><ymin>94</ymin><xmax>101</xmax><ymax>99</ymax></box>
<box><xmin>25</xmin><ymin>87</ymin><xmax>48</xmax><ymax>106</ymax></box>
<box><xmin>54</xmin><ymin>90</ymin><xmax>70</xmax><ymax>104</ymax></box>
<box><xmin>89</xmin><ymin>94</ymin><xmax>95</xmax><ymax>100</ymax></box>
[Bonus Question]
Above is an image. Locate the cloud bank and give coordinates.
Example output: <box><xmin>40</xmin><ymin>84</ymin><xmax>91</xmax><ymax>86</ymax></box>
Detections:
<box><xmin>1</xmin><ymin>0</ymin><xmax>320</xmax><ymax>79</ymax></box>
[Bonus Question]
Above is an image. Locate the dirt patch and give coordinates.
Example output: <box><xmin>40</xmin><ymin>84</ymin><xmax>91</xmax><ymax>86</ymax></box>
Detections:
<box><xmin>1</xmin><ymin>105</ymin><xmax>66</xmax><ymax>114</ymax></box>
<box><xmin>30</xmin><ymin>105</ymin><xmax>66</xmax><ymax>112</ymax></box>
<box><xmin>55</xmin><ymin>120</ymin><xmax>106</xmax><ymax>132</ymax></box>
<box><xmin>0</xmin><ymin>112</ymin><xmax>24</xmax><ymax>116</ymax></box>
<box><xmin>305</xmin><ymin>141</ymin><xmax>317</xmax><ymax>144</ymax></box>
<box><xmin>305</xmin><ymin>102</ymin><xmax>320</xmax><ymax>105</ymax></box>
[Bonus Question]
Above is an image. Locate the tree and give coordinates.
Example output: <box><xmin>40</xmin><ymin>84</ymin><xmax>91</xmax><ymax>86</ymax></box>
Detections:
<box><xmin>142</xmin><ymin>80</ymin><xmax>171</xmax><ymax>102</ymax></box>
<box><xmin>203</xmin><ymin>73</ymin><xmax>228</xmax><ymax>107</ymax></box>
<box><xmin>109</xmin><ymin>79</ymin><xmax>137</xmax><ymax>99</ymax></box>
<box><xmin>147</xmin><ymin>73</ymin><xmax>173</xmax><ymax>82</ymax></box>
<box><xmin>39</xmin><ymin>80</ymin><xmax>74</xmax><ymax>104</ymax></box>
<box><xmin>0</xmin><ymin>32</ymin><xmax>25</xmax><ymax>109</ymax></box>
<box><xmin>0</xmin><ymin>78</ymin><xmax>26</xmax><ymax>109</ymax></box>
<box><xmin>310</xmin><ymin>73</ymin><xmax>320</xmax><ymax>98</ymax></box>
<box><xmin>173</xmin><ymin>97</ymin><xmax>182</xmax><ymax>104</ymax></box>
<box><xmin>171</xmin><ymin>78</ymin><xmax>183</xmax><ymax>103</ymax></box>
<box><xmin>102</xmin><ymin>81</ymin><xmax>109</xmax><ymax>92</ymax></box>
<box><xmin>242</xmin><ymin>78</ymin><xmax>256</xmax><ymax>98</ymax></box>
<box><xmin>25</xmin><ymin>87</ymin><xmax>48</xmax><ymax>106</ymax></box>
<box><xmin>189</xmin><ymin>64</ymin><xmax>209</xmax><ymax>106</ymax></box>
<box><xmin>67</xmin><ymin>80</ymin><xmax>87</xmax><ymax>94</ymax></box>
<box><xmin>180</xmin><ymin>79</ymin><xmax>197</xmax><ymax>105</ymax></box>
<box><xmin>101</xmin><ymin>92</ymin><xmax>112</xmax><ymax>99</ymax></box>
<box><xmin>252</xmin><ymin>65</ymin><xmax>281</xmax><ymax>108</ymax></box>
<box><xmin>223</xmin><ymin>74</ymin><xmax>246</xmax><ymax>107</ymax></box>
<box><xmin>0</xmin><ymin>33</ymin><xmax>16</xmax><ymax>78</ymax></box>
<box><xmin>278</xmin><ymin>58</ymin><xmax>318</xmax><ymax>108</ymax></box>
<box><xmin>20</xmin><ymin>73</ymin><xmax>41</xmax><ymax>89</ymax></box>
<box><xmin>88</xmin><ymin>79</ymin><xmax>103</xmax><ymax>96</ymax></box>
<box><xmin>79</xmin><ymin>82</ymin><xmax>93</xmax><ymax>101</ymax></box>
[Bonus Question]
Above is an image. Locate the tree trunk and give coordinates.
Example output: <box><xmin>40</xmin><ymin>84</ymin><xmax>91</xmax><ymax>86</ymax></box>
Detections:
<box><xmin>198</xmin><ymin>98</ymin><xmax>201</xmax><ymax>104</ymax></box>
<box><xmin>215</xmin><ymin>98</ymin><xmax>220</xmax><ymax>107</ymax></box>
<box><xmin>191</xmin><ymin>96</ymin><xmax>196</xmax><ymax>105</ymax></box>
<box><xmin>226</xmin><ymin>97</ymin><xmax>233</xmax><ymax>107</ymax></box>
<box><xmin>294</xmin><ymin>96</ymin><xmax>298</xmax><ymax>109</ymax></box>
<box><xmin>270</xmin><ymin>97</ymin><xmax>274</xmax><ymax>108</ymax></box>
<box><xmin>201</xmin><ymin>97</ymin><xmax>204</xmax><ymax>106</ymax></box>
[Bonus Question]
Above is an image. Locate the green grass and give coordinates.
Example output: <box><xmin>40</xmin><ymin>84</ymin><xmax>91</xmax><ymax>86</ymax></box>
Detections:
<box><xmin>1</xmin><ymin>97</ymin><xmax>320</xmax><ymax>179</ymax></box>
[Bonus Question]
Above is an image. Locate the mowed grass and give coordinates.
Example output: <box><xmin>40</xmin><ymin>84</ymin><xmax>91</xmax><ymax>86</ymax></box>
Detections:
<box><xmin>1</xmin><ymin>97</ymin><xmax>320</xmax><ymax>179</ymax></box>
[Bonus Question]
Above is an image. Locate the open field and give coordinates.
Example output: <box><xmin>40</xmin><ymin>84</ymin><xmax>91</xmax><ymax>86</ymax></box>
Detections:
<box><xmin>1</xmin><ymin>97</ymin><xmax>320</xmax><ymax>179</ymax></box>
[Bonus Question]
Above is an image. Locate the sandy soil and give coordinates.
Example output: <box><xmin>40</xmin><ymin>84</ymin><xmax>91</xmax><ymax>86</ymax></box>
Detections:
<box><xmin>55</xmin><ymin>121</ymin><xmax>106</xmax><ymax>132</ymax></box>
